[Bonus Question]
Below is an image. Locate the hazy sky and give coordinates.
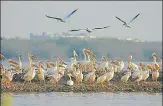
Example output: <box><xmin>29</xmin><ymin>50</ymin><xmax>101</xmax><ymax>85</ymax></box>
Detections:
<box><xmin>1</xmin><ymin>1</ymin><xmax>162</xmax><ymax>41</ymax></box>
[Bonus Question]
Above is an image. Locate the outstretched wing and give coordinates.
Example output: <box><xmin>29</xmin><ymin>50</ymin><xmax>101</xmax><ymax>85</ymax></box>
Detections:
<box><xmin>45</xmin><ymin>14</ymin><xmax>62</xmax><ymax>20</ymax></box>
<box><xmin>68</xmin><ymin>29</ymin><xmax>85</xmax><ymax>32</ymax></box>
<box><xmin>127</xmin><ymin>13</ymin><xmax>140</xmax><ymax>25</ymax></box>
<box><xmin>92</xmin><ymin>26</ymin><xmax>110</xmax><ymax>30</ymax></box>
<box><xmin>115</xmin><ymin>16</ymin><xmax>126</xmax><ymax>24</ymax></box>
<box><xmin>103</xmin><ymin>26</ymin><xmax>110</xmax><ymax>28</ymax></box>
<box><xmin>63</xmin><ymin>9</ymin><xmax>78</xmax><ymax>20</ymax></box>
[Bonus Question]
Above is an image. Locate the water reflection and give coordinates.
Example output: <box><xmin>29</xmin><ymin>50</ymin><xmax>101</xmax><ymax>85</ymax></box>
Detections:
<box><xmin>1</xmin><ymin>92</ymin><xmax>161</xmax><ymax>106</ymax></box>
<box><xmin>1</xmin><ymin>92</ymin><xmax>13</xmax><ymax>106</ymax></box>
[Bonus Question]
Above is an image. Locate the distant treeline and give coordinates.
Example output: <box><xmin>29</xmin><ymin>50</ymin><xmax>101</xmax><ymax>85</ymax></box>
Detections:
<box><xmin>1</xmin><ymin>37</ymin><xmax>162</xmax><ymax>61</ymax></box>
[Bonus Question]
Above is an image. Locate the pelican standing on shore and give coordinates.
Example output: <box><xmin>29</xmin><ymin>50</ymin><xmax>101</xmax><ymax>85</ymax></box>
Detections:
<box><xmin>67</xmin><ymin>73</ymin><xmax>74</xmax><ymax>86</ymax></box>
<box><xmin>37</xmin><ymin>61</ymin><xmax>45</xmax><ymax>84</ymax></box>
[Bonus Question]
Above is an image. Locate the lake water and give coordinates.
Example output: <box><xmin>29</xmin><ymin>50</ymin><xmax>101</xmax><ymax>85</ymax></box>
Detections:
<box><xmin>1</xmin><ymin>92</ymin><xmax>162</xmax><ymax>106</ymax></box>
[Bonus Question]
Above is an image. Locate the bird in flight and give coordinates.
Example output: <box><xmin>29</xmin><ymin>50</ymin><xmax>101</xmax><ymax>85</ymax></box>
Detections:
<box><xmin>69</xmin><ymin>26</ymin><xmax>110</xmax><ymax>33</ymax></box>
<box><xmin>115</xmin><ymin>13</ymin><xmax>140</xmax><ymax>28</ymax></box>
<box><xmin>45</xmin><ymin>9</ymin><xmax>78</xmax><ymax>23</ymax></box>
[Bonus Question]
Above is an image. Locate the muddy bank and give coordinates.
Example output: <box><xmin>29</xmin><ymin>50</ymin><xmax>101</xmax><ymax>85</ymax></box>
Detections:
<box><xmin>1</xmin><ymin>82</ymin><xmax>162</xmax><ymax>93</ymax></box>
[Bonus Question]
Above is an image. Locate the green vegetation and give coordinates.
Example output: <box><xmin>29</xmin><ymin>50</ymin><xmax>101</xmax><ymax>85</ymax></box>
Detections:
<box><xmin>1</xmin><ymin>37</ymin><xmax>162</xmax><ymax>61</ymax></box>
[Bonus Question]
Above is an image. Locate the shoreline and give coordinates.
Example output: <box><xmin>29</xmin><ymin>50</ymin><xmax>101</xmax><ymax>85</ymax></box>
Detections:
<box><xmin>1</xmin><ymin>82</ymin><xmax>162</xmax><ymax>93</ymax></box>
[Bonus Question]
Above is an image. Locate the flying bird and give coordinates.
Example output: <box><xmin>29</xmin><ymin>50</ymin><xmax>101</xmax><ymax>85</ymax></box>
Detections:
<box><xmin>68</xmin><ymin>26</ymin><xmax>110</xmax><ymax>33</ymax></box>
<box><xmin>45</xmin><ymin>8</ymin><xmax>78</xmax><ymax>23</ymax></box>
<box><xmin>115</xmin><ymin>13</ymin><xmax>140</xmax><ymax>28</ymax></box>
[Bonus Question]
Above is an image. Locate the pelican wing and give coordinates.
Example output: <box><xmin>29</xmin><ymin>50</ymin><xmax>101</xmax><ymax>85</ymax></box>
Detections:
<box><xmin>8</xmin><ymin>59</ymin><xmax>18</xmax><ymax>65</ymax></box>
<box><xmin>132</xmin><ymin>71</ymin><xmax>140</xmax><ymax>79</ymax></box>
<box><xmin>63</xmin><ymin>9</ymin><xmax>78</xmax><ymax>20</ymax></box>
<box><xmin>46</xmin><ymin>14</ymin><xmax>63</xmax><ymax>21</ymax></box>
<box><xmin>47</xmin><ymin>70</ymin><xmax>59</xmax><ymax>80</ymax></box>
<box><xmin>23</xmin><ymin>70</ymin><xmax>31</xmax><ymax>80</ymax></box>
<box><xmin>85</xmin><ymin>29</ymin><xmax>92</xmax><ymax>33</ymax></box>
<box><xmin>115</xmin><ymin>16</ymin><xmax>126</xmax><ymax>24</ymax></box>
<box><xmin>127</xmin><ymin>13</ymin><xmax>140</xmax><ymax>25</ymax></box>
<box><xmin>68</xmin><ymin>29</ymin><xmax>83</xmax><ymax>32</ymax></box>
<box><xmin>92</xmin><ymin>26</ymin><xmax>110</xmax><ymax>30</ymax></box>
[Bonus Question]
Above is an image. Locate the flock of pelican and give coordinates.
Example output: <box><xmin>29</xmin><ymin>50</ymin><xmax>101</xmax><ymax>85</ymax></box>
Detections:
<box><xmin>0</xmin><ymin>49</ymin><xmax>162</xmax><ymax>88</ymax></box>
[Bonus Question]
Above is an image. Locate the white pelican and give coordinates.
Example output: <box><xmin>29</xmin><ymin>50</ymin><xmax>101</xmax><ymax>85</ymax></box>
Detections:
<box><xmin>23</xmin><ymin>65</ymin><xmax>37</xmax><ymax>83</ymax></box>
<box><xmin>45</xmin><ymin>8</ymin><xmax>78</xmax><ymax>23</ymax></box>
<box><xmin>23</xmin><ymin>53</ymin><xmax>38</xmax><ymax>73</ymax></box>
<box><xmin>16</xmin><ymin>54</ymin><xmax>23</xmax><ymax>71</ymax></box>
<box><xmin>67</xmin><ymin>73</ymin><xmax>74</xmax><ymax>86</ymax></box>
<box><xmin>1</xmin><ymin>69</ymin><xmax>14</xmax><ymax>86</ymax></box>
<box><xmin>96</xmin><ymin>69</ymin><xmax>107</xmax><ymax>87</ymax></box>
<box><xmin>117</xmin><ymin>59</ymin><xmax>124</xmax><ymax>72</ymax></box>
<box><xmin>69</xmin><ymin>26</ymin><xmax>110</xmax><ymax>33</ymax></box>
<box><xmin>128</xmin><ymin>55</ymin><xmax>139</xmax><ymax>72</ymax></box>
<box><xmin>84</xmin><ymin>66</ymin><xmax>96</xmax><ymax>86</ymax></box>
<box><xmin>115</xmin><ymin>13</ymin><xmax>140</xmax><ymax>28</ymax></box>
<box><xmin>134</xmin><ymin>73</ymin><xmax>143</xmax><ymax>85</ymax></box>
<box><xmin>120</xmin><ymin>68</ymin><xmax>131</xmax><ymax>83</ymax></box>
<box><xmin>132</xmin><ymin>62</ymin><xmax>148</xmax><ymax>84</ymax></box>
<box><xmin>23</xmin><ymin>54</ymin><xmax>38</xmax><ymax>83</ymax></box>
<box><xmin>75</xmin><ymin>63</ymin><xmax>83</xmax><ymax>85</ymax></box>
<box><xmin>149</xmin><ymin>53</ymin><xmax>161</xmax><ymax>82</ymax></box>
<box><xmin>100</xmin><ymin>56</ymin><xmax>111</xmax><ymax>71</ymax></box>
<box><xmin>105</xmin><ymin>64</ymin><xmax>115</xmax><ymax>84</ymax></box>
<box><xmin>37</xmin><ymin>61</ymin><xmax>45</xmax><ymax>84</ymax></box>
<box><xmin>67</xmin><ymin>50</ymin><xmax>79</xmax><ymax>73</ymax></box>
<box><xmin>151</xmin><ymin>53</ymin><xmax>161</xmax><ymax>71</ymax></box>
<box><xmin>46</xmin><ymin>59</ymin><xmax>66</xmax><ymax>87</ymax></box>
<box><xmin>141</xmin><ymin>65</ymin><xmax>152</xmax><ymax>82</ymax></box>
<box><xmin>8</xmin><ymin>54</ymin><xmax>23</xmax><ymax>73</ymax></box>
<box><xmin>152</xmin><ymin>64</ymin><xmax>160</xmax><ymax>82</ymax></box>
